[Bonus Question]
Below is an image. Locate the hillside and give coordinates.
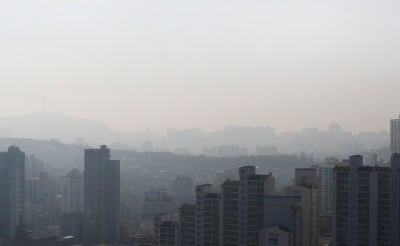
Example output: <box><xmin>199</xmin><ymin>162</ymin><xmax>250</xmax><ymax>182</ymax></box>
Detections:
<box><xmin>0</xmin><ymin>112</ymin><xmax>123</xmax><ymax>144</ymax></box>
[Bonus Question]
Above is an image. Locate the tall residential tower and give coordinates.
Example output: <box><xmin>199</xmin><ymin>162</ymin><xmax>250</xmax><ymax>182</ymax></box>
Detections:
<box><xmin>391</xmin><ymin>115</ymin><xmax>400</xmax><ymax>154</ymax></box>
<box><xmin>332</xmin><ymin>155</ymin><xmax>400</xmax><ymax>245</ymax></box>
<box><xmin>83</xmin><ymin>145</ymin><xmax>120</xmax><ymax>245</ymax></box>
<box><xmin>0</xmin><ymin>146</ymin><xmax>25</xmax><ymax>245</ymax></box>
<box><xmin>63</xmin><ymin>168</ymin><xmax>83</xmax><ymax>214</ymax></box>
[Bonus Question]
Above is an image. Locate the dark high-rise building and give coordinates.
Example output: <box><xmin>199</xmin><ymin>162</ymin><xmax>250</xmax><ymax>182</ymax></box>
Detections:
<box><xmin>179</xmin><ymin>204</ymin><xmax>196</xmax><ymax>246</ymax></box>
<box><xmin>317</xmin><ymin>160</ymin><xmax>336</xmax><ymax>216</ymax></box>
<box><xmin>332</xmin><ymin>155</ymin><xmax>400</xmax><ymax>246</ymax></box>
<box><xmin>390</xmin><ymin>154</ymin><xmax>400</xmax><ymax>246</ymax></box>
<box><xmin>238</xmin><ymin>166</ymin><xmax>275</xmax><ymax>246</ymax></box>
<box><xmin>195</xmin><ymin>184</ymin><xmax>220</xmax><ymax>246</ymax></box>
<box><xmin>0</xmin><ymin>146</ymin><xmax>25</xmax><ymax>245</ymax></box>
<box><xmin>391</xmin><ymin>116</ymin><xmax>400</xmax><ymax>154</ymax></box>
<box><xmin>83</xmin><ymin>145</ymin><xmax>120</xmax><ymax>245</ymax></box>
<box><xmin>221</xmin><ymin>179</ymin><xmax>240</xmax><ymax>246</ymax></box>
<box><xmin>293</xmin><ymin>168</ymin><xmax>319</xmax><ymax>246</ymax></box>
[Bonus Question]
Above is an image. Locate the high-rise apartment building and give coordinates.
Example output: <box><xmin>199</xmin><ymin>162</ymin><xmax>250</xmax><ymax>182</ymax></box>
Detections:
<box><xmin>63</xmin><ymin>168</ymin><xmax>83</xmax><ymax>214</ymax></box>
<box><xmin>195</xmin><ymin>184</ymin><xmax>220</xmax><ymax>246</ymax></box>
<box><xmin>317</xmin><ymin>166</ymin><xmax>333</xmax><ymax>217</ymax></box>
<box><xmin>390</xmin><ymin>154</ymin><xmax>400</xmax><ymax>246</ymax></box>
<box><xmin>83</xmin><ymin>145</ymin><xmax>120</xmax><ymax>245</ymax></box>
<box><xmin>179</xmin><ymin>204</ymin><xmax>196</xmax><ymax>246</ymax></box>
<box><xmin>181</xmin><ymin>165</ymin><xmax>329</xmax><ymax>245</ymax></box>
<box><xmin>293</xmin><ymin>168</ymin><xmax>319</xmax><ymax>246</ymax></box>
<box><xmin>291</xmin><ymin>185</ymin><xmax>318</xmax><ymax>246</ymax></box>
<box><xmin>332</xmin><ymin>155</ymin><xmax>400</xmax><ymax>246</ymax></box>
<box><xmin>221</xmin><ymin>179</ymin><xmax>240</xmax><ymax>246</ymax></box>
<box><xmin>391</xmin><ymin>116</ymin><xmax>400</xmax><ymax>154</ymax></box>
<box><xmin>0</xmin><ymin>146</ymin><xmax>25</xmax><ymax>245</ymax></box>
<box><xmin>186</xmin><ymin>165</ymin><xmax>325</xmax><ymax>245</ymax></box>
<box><xmin>219</xmin><ymin>166</ymin><xmax>276</xmax><ymax>246</ymax></box>
<box><xmin>238</xmin><ymin>166</ymin><xmax>275</xmax><ymax>246</ymax></box>
<box><xmin>317</xmin><ymin>159</ymin><xmax>336</xmax><ymax>216</ymax></box>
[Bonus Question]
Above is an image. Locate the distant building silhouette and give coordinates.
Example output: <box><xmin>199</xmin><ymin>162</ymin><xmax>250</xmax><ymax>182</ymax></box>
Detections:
<box><xmin>143</xmin><ymin>189</ymin><xmax>174</xmax><ymax>219</ymax></box>
<box><xmin>255</xmin><ymin>145</ymin><xmax>278</xmax><ymax>155</ymax></box>
<box><xmin>203</xmin><ymin>145</ymin><xmax>247</xmax><ymax>157</ymax></box>
<box><xmin>170</xmin><ymin>176</ymin><xmax>194</xmax><ymax>196</ymax></box>
<box><xmin>63</xmin><ymin>169</ymin><xmax>83</xmax><ymax>214</ymax></box>
<box><xmin>83</xmin><ymin>145</ymin><xmax>120</xmax><ymax>245</ymax></box>
<box><xmin>170</xmin><ymin>176</ymin><xmax>195</xmax><ymax>205</ymax></box>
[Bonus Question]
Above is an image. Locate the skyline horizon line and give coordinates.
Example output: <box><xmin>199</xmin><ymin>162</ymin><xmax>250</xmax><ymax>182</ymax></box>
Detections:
<box><xmin>0</xmin><ymin>110</ymin><xmax>392</xmax><ymax>136</ymax></box>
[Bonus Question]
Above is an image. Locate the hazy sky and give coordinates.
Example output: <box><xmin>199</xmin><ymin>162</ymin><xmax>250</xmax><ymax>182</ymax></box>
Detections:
<box><xmin>1</xmin><ymin>0</ymin><xmax>399</xmax><ymax>133</ymax></box>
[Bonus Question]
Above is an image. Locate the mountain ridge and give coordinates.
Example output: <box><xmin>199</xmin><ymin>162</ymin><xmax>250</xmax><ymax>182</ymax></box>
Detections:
<box><xmin>0</xmin><ymin>111</ymin><xmax>123</xmax><ymax>144</ymax></box>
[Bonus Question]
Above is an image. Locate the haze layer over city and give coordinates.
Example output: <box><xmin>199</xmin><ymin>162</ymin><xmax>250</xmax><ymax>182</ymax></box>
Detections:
<box><xmin>1</xmin><ymin>1</ymin><xmax>400</xmax><ymax>246</ymax></box>
<box><xmin>1</xmin><ymin>0</ymin><xmax>400</xmax><ymax>133</ymax></box>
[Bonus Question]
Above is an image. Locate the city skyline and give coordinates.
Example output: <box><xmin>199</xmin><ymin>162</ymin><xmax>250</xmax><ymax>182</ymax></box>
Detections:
<box><xmin>0</xmin><ymin>110</ymin><xmax>394</xmax><ymax>135</ymax></box>
<box><xmin>0</xmin><ymin>115</ymin><xmax>397</xmax><ymax>245</ymax></box>
<box><xmin>1</xmin><ymin>1</ymin><xmax>399</xmax><ymax>245</ymax></box>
